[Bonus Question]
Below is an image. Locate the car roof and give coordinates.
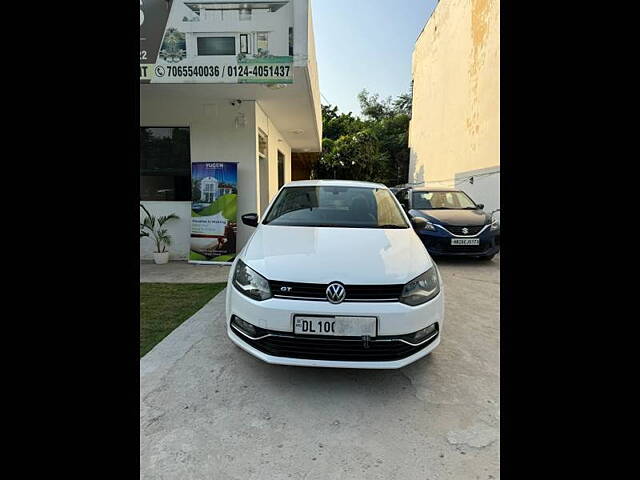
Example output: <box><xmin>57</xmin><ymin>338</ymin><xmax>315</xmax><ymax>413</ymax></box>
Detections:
<box><xmin>284</xmin><ymin>180</ymin><xmax>387</xmax><ymax>189</ymax></box>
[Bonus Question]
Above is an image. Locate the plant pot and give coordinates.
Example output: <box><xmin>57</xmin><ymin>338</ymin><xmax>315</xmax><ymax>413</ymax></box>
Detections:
<box><xmin>153</xmin><ymin>252</ymin><xmax>170</xmax><ymax>265</ymax></box>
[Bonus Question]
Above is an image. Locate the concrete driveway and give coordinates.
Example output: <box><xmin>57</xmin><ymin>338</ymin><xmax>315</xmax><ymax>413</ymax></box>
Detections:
<box><xmin>140</xmin><ymin>256</ymin><xmax>499</xmax><ymax>480</ymax></box>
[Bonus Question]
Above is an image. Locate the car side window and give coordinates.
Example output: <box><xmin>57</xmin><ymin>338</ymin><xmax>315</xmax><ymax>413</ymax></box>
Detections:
<box><xmin>397</xmin><ymin>189</ymin><xmax>410</xmax><ymax>208</ymax></box>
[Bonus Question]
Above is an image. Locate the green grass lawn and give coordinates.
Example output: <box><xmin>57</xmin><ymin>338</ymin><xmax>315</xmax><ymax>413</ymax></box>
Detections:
<box><xmin>140</xmin><ymin>283</ymin><xmax>226</xmax><ymax>358</ymax></box>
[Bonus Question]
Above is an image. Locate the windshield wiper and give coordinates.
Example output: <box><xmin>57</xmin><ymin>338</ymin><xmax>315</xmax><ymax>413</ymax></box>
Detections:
<box><xmin>376</xmin><ymin>224</ymin><xmax>407</xmax><ymax>229</ymax></box>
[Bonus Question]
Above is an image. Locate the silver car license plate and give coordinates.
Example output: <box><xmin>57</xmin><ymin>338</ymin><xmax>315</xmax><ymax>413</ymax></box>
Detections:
<box><xmin>451</xmin><ymin>238</ymin><xmax>480</xmax><ymax>245</ymax></box>
<box><xmin>294</xmin><ymin>316</ymin><xmax>377</xmax><ymax>337</ymax></box>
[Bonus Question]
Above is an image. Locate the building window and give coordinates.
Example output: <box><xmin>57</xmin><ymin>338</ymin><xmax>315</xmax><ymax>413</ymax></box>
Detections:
<box><xmin>289</xmin><ymin>27</ymin><xmax>293</xmax><ymax>56</ymax></box>
<box><xmin>256</xmin><ymin>32</ymin><xmax>268</xmax><ymax>54</ymax></box>
<box><xmin>197</xmin><ymin>36</ymin><xmax>236</xmax><ymax>56</ymax></box>
<box><xmin>258</xmin><ymin>130</ymin><xmax>268</xmax><ymax>159</ymax></box>
<box><xmin>278</xmin><ymin>150</ymin><xmax>285</xmax><ymax>189</ymax></box>
<box><xmin>240</xmin><ymin>34</ymin><xmax>249</xmax><ymax>54</ymax></box>
<box><xmin>140</xmin><ymin>127</ymin><xmax>191</xmax><ymax>201</ymax></box>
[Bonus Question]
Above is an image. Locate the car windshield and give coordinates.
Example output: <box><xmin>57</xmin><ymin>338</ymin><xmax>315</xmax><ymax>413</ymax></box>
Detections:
<box><xmin>263</xmin><ymin>186</ymin><xmax>410</xmax><ymax>228</ymax></box>
<box><xmin>412</xmin><ymin>191</ymin><xmax>477</xmax><ymax>209</ymax></box>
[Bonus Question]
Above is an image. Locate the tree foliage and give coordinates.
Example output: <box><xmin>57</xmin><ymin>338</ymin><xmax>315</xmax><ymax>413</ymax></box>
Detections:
<box><xmin>321</xmin><ymin>104</ymin><xmax>365</xmax><ymax>141</ymax></box>
<box><xmin>313</xmin><ymin>88</ymin><xmax>413</xmax><ymax>186</ymax></box>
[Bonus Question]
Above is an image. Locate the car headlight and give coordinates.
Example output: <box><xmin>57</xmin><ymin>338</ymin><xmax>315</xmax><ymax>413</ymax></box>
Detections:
<box><xmin>423</xmin><ymin>221</ymin><xmax>437</xmax><ymax>231</ymax></box>
<box><xmin>490</xmin><ymin>220</ymin><xmax>500</xmax><ymax>231</ymax></box>
<box><xmin>232</xmin><ymin>259</ymin><xmax>272</xmax><ymax>301</ymax></box>
<box><xmin>400</xmin><ymin>267</ymin><xmax>440</xmax><ymax>306</ymax></box>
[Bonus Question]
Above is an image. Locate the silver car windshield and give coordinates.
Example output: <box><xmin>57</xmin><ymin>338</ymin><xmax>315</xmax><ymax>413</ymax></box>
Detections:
<box><xmin>263</xmin><ymin>186</ymin><xmax>410</xmax><ymax>228</ymax></box>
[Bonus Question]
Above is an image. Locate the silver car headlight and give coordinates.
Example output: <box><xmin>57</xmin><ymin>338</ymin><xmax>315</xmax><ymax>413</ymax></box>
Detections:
<box><xmin>400</xmin><ymin>267</ymin><xmax>440</xmax><ymax>306</ymax></box>
<box><xmin>232</xmin><ymin>259</ymin><xmax>272</xmax><ymax>301</ymax></box>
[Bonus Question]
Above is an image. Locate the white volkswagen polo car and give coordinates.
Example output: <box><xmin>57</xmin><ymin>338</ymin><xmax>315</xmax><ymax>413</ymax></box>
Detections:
<box><xmin>225</xmin><ymin>180</ymin><xmax>444</xmax><ymax>369</ymax></box>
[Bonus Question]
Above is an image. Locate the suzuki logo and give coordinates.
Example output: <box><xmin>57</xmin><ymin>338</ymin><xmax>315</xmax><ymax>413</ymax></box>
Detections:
<box><xmin>462</xmin><ymin>227</ymin><xmax>469</xmax><ymax>234</ymax></box>
<box><xmin>326</xmin><ymin>282</ymin><xmax>346</xmax><ymax>304</ymax></box>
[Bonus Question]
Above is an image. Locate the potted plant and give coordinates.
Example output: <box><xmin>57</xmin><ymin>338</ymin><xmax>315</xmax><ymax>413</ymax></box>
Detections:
<box><xmin>140</xmin><ymin>204</ymin><xmax>180</xmax><ymax>264</ymax></box>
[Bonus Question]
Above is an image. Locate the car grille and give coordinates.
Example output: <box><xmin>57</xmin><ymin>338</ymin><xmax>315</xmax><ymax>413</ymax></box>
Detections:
<box><xmin>441</xmin><ymin>225</ymin><xmax>485</xmax><ymax>235</ymax></box>
<box><xmin>269</xmin><ymin>280</ymin><xmax>404</xmax><ymax>302</ymax></box>
<box><xmin>231</xmin><ymin>323</ymin><xmax>439</xmax><ymax>362</ymax></box>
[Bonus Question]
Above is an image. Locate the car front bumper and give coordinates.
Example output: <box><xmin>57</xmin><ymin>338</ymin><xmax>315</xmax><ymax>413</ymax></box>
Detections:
<box><xmin>227</xmin><ymin>326</ymin><xmax>441</xmax><ymax>369</ymax></box>
<box><xmin>225</xmin><ymin>280</ymin><xmax>444</xmax><ymax>369</ymax></box>
<box><xmin>417</xmin><ymin>227</ymin><xmax>500</xmax><ymax>257</ymax></box>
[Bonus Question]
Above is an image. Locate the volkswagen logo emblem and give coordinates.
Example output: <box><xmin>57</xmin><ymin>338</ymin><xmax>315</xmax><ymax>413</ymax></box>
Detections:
<box><xmin>462</xmin><ymin>227</ymin><xmax>469</xmax><ymax>235</ymax></box>
<box><xmin>326</xmin><ymin>282</ymin><xmax>346</xmax><ymax>304</ymax></box>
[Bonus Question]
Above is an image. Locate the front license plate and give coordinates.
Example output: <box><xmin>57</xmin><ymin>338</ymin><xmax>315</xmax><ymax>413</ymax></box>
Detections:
<box><xmin>294</xmin><ymin>316</ymin><xmax>376</xmax><ymax>337</ymax></box>
<box><xmin>451</xmin><ymin>238</ymin><xmax>480</xmax><ymax>245</ymax></box>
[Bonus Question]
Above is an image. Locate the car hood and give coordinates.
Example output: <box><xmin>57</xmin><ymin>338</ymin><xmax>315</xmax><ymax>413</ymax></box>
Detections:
<box><xmin>411</xmin><ymin>209</ymin><xmax>491</xmax><ymax>226</ymax></box>
<box><xmin>242</xmin><ymin>225</ymin><xmax>433</xmax><ymax>284</ymax></box>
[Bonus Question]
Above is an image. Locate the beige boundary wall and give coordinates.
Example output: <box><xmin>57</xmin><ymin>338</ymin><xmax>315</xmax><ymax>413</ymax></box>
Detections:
<box><xmin>408</xmin><ymin>0</ymin><xmax>499</xmax><ymax>206</ymax></box>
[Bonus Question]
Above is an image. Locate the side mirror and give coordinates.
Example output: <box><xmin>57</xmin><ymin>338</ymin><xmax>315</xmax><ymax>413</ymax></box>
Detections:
<box><xmin>476</xmin><ymin>203</ymin><xmax>484</xmax><ymax>210</ymax></box>
<box><xmin>400</xmin><ymin>200</ymin><xmax>410</xmax><ymax>210</ymax></box>
<box><xmin>411</xmin><ymin>217</ymin><xmax>427</xmax><ymax>230</ymax></box>
<box><xmin>241</xmin><ymin>213</ymin><xmax>259</xmax><ymax>227</ymax></box>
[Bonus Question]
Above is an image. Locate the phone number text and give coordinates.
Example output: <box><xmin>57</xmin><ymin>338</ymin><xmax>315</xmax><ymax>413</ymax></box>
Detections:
<box><xmin>156</xmin><ymin>65</ymin><xmax>291</xmax><ymax>79</ymax></box>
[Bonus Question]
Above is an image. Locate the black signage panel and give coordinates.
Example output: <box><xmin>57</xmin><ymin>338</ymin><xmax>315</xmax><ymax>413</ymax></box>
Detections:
<box><xmin>140</xmin><ymin>0</ymin><xmax>172</xmax><ymax>81</ymax></box>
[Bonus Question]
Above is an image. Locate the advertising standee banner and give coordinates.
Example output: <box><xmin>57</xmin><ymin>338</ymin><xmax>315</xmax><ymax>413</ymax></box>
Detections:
<box><xmin>140</xmin><ymin>0</ymin><xmax>295</xmax><ymax>84</ymax></box>
<box><xmin>189</xmin><ymin>162</ymin><xmax>238</xmax><ymax>264</ymax></box>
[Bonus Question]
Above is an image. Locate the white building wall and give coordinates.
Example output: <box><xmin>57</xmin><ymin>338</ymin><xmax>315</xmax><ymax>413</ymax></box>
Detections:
<box><xmin>141</xmin><ymin>99</ymin><xmax>259</xmax><ymax>260</ymax></box>
<box><xmin>304</xmin><ymin>2</ymin><xmax>321</xmax><ymax>137</ymax></box>
<box><xmin>140</xmin><ymin>201</ymin><xmax>192</xmax><ymax>259</ymax></box>
<box><xmin>455</xmin><ymin>166</ymin><xmax>500</xmax><ymax>223</ymax></box>
<box><xmin>408</xmin><ymin>0</ymin><xmax>500</xmax><ymax>211</ymax></box>
<box><xmin>181</xmin><ymin>3</ymin><xmax>293</xmax><ymax>59</ymax></box>
<box><xmin>140</xmin><ymin>0</ymin><xmax>316</xmax><ymax>260</ymax></box>
<box><xmin>256</xmin><ymin>102</ymin><xmax>292</xmax><ymax>206</ymax></box>
<box><xmin>293</xmin><ymin>0</ymin><xmax>310</xmax><ymax>67</ymax></box>
<box><xmin>140</xmin><ymin>97</ymin><xmax>293</xmax><ymax>260</ymax></box>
